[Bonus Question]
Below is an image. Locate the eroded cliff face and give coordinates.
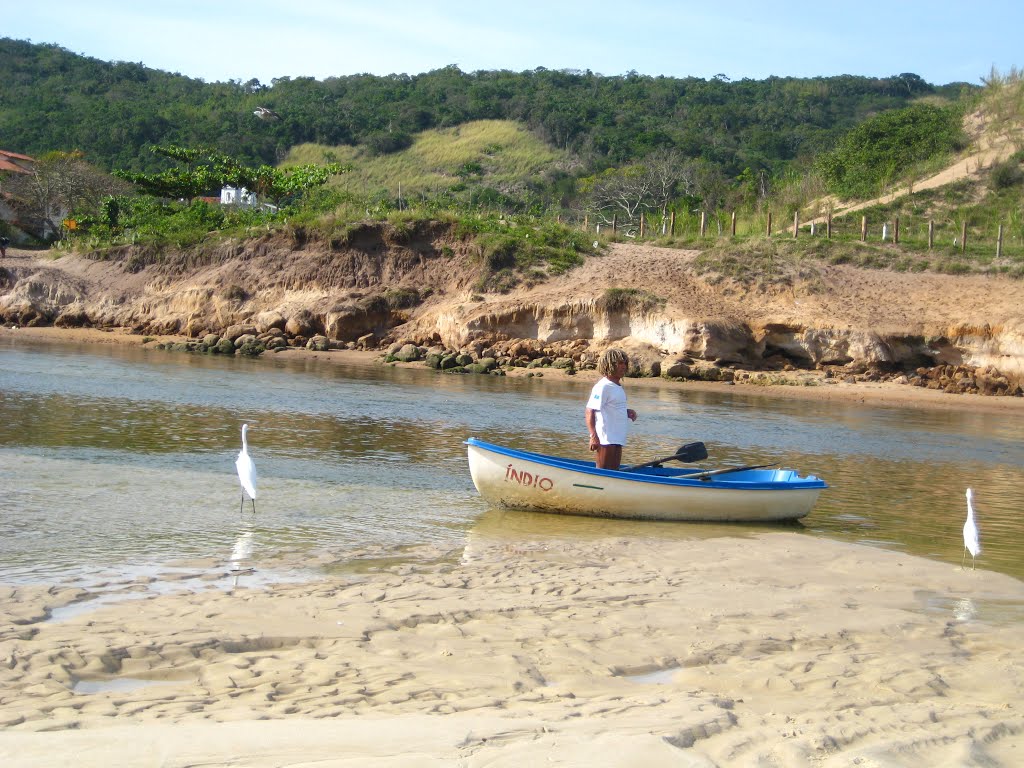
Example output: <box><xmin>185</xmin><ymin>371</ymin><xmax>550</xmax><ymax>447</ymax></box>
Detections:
<box><xmin>2</xmin><ymin>229</ymin><xmax>1023</xmax><ymax>395</ymax></box>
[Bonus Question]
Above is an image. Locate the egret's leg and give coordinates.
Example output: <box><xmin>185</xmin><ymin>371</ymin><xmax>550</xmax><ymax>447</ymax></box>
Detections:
<box><xmin>250</xmin><ymin>498</ymin><xmax>256</xmax><ymax>514</ymax></box>
<box><xmin>240</xmin><ymin>492</ymin><xmax>245</xmax><ymax>515</ymax></box>
<box><xmin>961</xmin><ymin>548</ymin><xmax>967</xmax><ymax>569</ymax></box>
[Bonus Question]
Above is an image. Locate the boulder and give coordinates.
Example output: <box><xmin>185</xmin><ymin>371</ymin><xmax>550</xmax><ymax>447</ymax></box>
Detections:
<box><xmin>286</xmin><ymin>310</ymin><xmax>322</xmax><ymax>338</ymax></box>
<box><xmin>224</xmin><ymin>323</ymin><xmax>258</xmax><ymax>342</ymax></box>
<box><xmin>663</xmin><ymin>360</ymin><xmax>691</xmax><ymax>379</ymax></box>
<box><xmin>306</xmin><ymin>335</ymin><xmax>331</xmax><ymax>351</ymax></box>
<box><xmin>393</xmin><ymin>343</ymin><xmax>423</xmax><ymax>362</ymax></box>
<box><xmin>254</xmin><ymin>311</ymin><xmax>286</xmax><ymax>333</ymax></box>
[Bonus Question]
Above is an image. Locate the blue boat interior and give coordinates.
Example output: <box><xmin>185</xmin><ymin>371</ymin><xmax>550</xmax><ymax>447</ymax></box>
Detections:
<box><xmin>466</xmin><ymin>437</ymin><xmax>827</xmax><ymax>489</ymax></box>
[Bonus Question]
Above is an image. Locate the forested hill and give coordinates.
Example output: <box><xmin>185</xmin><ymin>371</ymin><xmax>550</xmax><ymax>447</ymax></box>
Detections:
<box><xmin>0</xmin><ymin>37</ymin><xmax>974</xmax><ymax>176</ymax></box>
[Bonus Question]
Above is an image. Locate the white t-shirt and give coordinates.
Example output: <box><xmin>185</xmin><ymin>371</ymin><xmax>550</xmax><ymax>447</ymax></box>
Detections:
<box><xmin>586</xmin><ymin>377</ymin><xmax>628</xmax><ymax>445</ymax></box>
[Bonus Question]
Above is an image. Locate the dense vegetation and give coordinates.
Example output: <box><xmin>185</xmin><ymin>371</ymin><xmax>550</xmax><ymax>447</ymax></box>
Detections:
<box><xmin>816</xmin><ymin>104</ymin><xmax>967</xmax><ymax>198</ymax></box>
<box><xmin>0</xmin><ymin>37</ymin><xmax>971</xmax><ymax>179</ymax></box>
<box><xmin>5</xmin><ymin>37</ymin><xmax>1023</xmax><ymax>283</ymax></box>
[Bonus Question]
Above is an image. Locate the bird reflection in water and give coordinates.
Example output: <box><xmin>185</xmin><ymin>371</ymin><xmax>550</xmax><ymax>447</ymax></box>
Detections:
<box><xmin>953</xmin><ymin>597</ymin><xmax>977</xmax><ymax>622</ymax></box>
<box><xmin>229</xmin><ymin>530</ymin><xmax>256</xmax><ymax>586</ymax></box>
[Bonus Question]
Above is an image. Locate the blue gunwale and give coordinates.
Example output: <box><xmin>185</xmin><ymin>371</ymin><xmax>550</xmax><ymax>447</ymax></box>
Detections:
<box><xmin>465</xmin><ymin>437</ymin><xmax>827</xmax><ymax>491</ymax></box>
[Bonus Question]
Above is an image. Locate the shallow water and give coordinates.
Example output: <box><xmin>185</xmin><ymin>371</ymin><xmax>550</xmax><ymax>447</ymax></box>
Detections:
<box><xmin>1</xmin><ymin>336</ymin><xmax>1022</xmax><ymax>593</ymax></box>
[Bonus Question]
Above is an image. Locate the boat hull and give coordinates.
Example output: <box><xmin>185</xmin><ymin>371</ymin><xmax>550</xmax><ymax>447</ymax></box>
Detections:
<box><xmin>466</xmin><ymin>438</ymin><xmax>825</xmax><ymax>522</ymax></box>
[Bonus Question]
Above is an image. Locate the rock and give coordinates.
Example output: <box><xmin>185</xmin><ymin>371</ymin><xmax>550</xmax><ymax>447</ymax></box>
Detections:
<box><xmin>54</xmin><ymin>310</ymin><xmax>88</xmax><ymax>328</ymax></box>
<box><xmin>238</xmin><ymin>339</ymin><xmax>266</xmax><ymax>357</ymax></box>
<box><xmin>223</xmin><ymin>324</ymin><xmax>258</xmax><ymax>342</ymax></box>
<box><xmin>203</xmin><ymin>333</ymin><xmax>221</xmax><ymax>347</ymax></box>
<box><xmin>215</xmin><ymin>339</ymin><xmax>236</xmax><ymax>354</ymax></box>
<box><xmin>254</xmin><ymin>311</ymin><xmax>286</xmax><ymax>333</ymax></box>
<box><xmin>306</xmin><ymin>335</ymin><xmax>330</xmax><ymax>351</ymax></box>
<box><xmin>393</xmin><ymin>343</ymin><xmax>423</xmax><ymax>362</ymax></box>
<box><xmin>285</xmin><ymin>310</ymin><xmax>322</xmax><ymax>338</ymax></box>
<box><xmin>234</xmin><ymin>333</ymin><xmax>258</xmax><ymax>348</ymax></box>
<box><xmin>357</xmin><ymin>332</ymin><xmax>376</xmax><ymax>349</ymax></box>
<box><xmin>663</xmin><ymin>360</ymin><xmax>691</xmax><ymax>379</ymax></box>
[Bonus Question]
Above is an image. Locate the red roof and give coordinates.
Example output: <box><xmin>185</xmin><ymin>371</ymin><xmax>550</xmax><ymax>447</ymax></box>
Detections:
<box><xmin>0</xmin><ymin>149</ymin><xmax>35</xmax><ymax>162</ymax></box>
<box><xmin>0</xmin><ymin>157</ymin><xmax>31</xmax><ymax>174</ymax></box>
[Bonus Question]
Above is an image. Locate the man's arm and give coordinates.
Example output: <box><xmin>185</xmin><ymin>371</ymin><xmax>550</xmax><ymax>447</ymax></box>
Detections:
<box><xmin>585</xmin><ymin>408</ymin><xmax>599</xmax><ymax>451</ymax></box>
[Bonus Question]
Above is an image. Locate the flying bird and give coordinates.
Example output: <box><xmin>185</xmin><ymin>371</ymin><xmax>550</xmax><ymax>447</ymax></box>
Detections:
<box><xmin>962</xmin><ymin>487</ymin><xmax>980</xmax><ymax>570</ymax></box>
<box><xmin>235</xmin><ymin>423</ymin><xmax>257</xmax><ymax>513</ymax></box>
<box><xmin>253</xmin><ymin>106</ymin><xmax>281</xmax><ymax>121</ymax></box>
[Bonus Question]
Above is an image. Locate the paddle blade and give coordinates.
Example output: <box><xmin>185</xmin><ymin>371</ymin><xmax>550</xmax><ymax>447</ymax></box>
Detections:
<box><xmin>676</xmin><ymin>442</ymin><xmax>708</xmax><ymax>463</ymax></box>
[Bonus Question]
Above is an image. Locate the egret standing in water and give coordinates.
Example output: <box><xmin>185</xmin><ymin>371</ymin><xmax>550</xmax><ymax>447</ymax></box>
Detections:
<box><xmin>962</xmin><ymin>487</ymin><xmax>980</xmax><ymax>569</ymax></box>
<box><xmin>236</xmin><ymin>424</ymin><xmax>257</xmax><ymax>513</ymax></box>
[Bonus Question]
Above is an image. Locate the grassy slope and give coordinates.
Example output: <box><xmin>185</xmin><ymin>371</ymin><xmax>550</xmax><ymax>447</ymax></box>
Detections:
<box><xmin>283</xmin><ymin>120</ymin><xmax>567</xmax><ymax>197</ymax></box>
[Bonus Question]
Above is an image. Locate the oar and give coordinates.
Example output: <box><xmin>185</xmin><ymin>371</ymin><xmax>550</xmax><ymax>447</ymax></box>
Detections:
<box><xmin>678</xmin><ymin>463</ymin><xmax>776</xmax><ymax>481</ymax></box>
<box><xmin>625</xmin><ymin>441</ymin><xmax>708</xmax><ymax>471</ymax></box>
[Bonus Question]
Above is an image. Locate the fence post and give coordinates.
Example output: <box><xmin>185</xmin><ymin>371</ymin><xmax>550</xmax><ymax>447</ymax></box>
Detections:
<box><xmin>997</xmin><ymin>224</ymin><xmax>1004</xmax><ymax>259</ymax></box>
<box><xmin>639</xmin><ymin>215</ymin><xmax>645</xmax><ymax>238</ymax></box>
<box><xmin>894</xmin><ymin>217</ymin><xmax>900</xmax><ymax>244</ymax></box>
<box><xmin>860</xmin><ymin>216</ymin><xmax>867</xmax><ymax>242</ymax></box>
<box><xmin>583</xmin><ymin>214</ymin><xmax>588</xmax><ymax>231</ymax></box>
<box><xmin>766</xmin><ymin>211</ymin><xmax>772</xmax><ymax>237</ymax></box>
<box><xmin>700</xmin><ymin>211</ymin><xmax>707</xmax><ymax>237</ymax></box>
<box><xmin>826</xmin><ymin>213</ymin><xmax>832</xmax><ymax>239</ymax></box>
<box><xmin>670</xmin><ymin>211</ymin><xmax>676</xmax><ymax>236</ymax></box>
<box><xmin>961</xmin><ymin>221</ymin><xmax>968</xmax><ymax>253</ymax></box>
<box><xmin>612</xmin><ymin>214</ymin><xmax>617</xmax><ymax>235</ymax></box>
<box><xmin>730</xmin><ymin>211</ymin><xmax>737</xmax><ymax>237</ymax></box>
<box><xmin>928</xmin><ymin>220</ymin><xmax>934</xmax><ymax>249</ymax></box>
<box><xmin>792</xmin><ymin>211</ymin><xmax>799</xmax><ymax>238</ymax></box>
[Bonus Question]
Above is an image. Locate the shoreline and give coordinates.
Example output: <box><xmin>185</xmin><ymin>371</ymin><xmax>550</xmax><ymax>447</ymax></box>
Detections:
<box><xmin>0</xmin><ymin>532</ymin><xmax>1021</xmax><ymax>765</ymax></box>
<box><xmin>7</xmin><ymin>324</ymin><xmax>1024</xmax><ymax>415</ymax></box>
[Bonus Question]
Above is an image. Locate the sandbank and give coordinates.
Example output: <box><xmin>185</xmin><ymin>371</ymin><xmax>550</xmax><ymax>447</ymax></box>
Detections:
<box><xmin>0</xmin><ymin>532</ymin><xmax>1022</xmax><ymax>766</ymax></box>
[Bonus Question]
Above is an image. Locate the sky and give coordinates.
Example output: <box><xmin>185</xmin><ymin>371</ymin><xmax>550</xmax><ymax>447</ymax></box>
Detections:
<box><xmin>6</xmin><ymin>1</ymin><xmax>1021</xmax><ymax>87</ymax></box>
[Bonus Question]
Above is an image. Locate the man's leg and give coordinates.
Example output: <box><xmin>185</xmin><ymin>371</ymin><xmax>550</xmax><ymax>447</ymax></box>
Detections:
<box><xmin>596</xmin><ymin>444</ymin><xmax>623</xmax><ymax>470</ymax></box>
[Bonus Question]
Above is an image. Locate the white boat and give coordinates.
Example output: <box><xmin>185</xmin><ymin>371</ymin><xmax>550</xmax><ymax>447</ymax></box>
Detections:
<box><xmin>466</xmin><ymin>437</ymin><xmax>826</xmax><ymax>522</ymax></box>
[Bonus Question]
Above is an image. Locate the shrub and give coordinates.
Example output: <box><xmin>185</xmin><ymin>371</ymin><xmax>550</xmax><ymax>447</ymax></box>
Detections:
<box><xmin>990</xmin><ymin>159</ymin><xmax>1024</xmax><ymax>190</ymax></box>
<box><xmin>817</xmin><ymin>104</ymin><xmax>965</xmax><ymax>199</ymax></box>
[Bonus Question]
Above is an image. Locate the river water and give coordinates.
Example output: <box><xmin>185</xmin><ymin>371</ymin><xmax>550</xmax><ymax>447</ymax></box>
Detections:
<box><xmin>1</xmin><ymin>337</ymin><xmax>1022</xmax><ymax>595</ymax></box>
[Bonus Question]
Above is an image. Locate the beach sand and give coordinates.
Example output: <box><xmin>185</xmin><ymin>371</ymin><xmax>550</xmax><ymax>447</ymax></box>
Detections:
<box><xmin>2</xmin><ymin>326</ymin><xmax>1024</xmax><ymax>765</ymax></box>
<box><xmin>1</xmin><ymin>533</ymin><xmax>1023</xmax><ymax>767</ymax></box>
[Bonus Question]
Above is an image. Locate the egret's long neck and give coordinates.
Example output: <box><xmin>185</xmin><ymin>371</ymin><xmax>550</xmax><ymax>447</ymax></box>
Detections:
<box><xmin>241</xmin><ymin>426</ymin><xmax>249</xmax><ymax>450</ymax></box>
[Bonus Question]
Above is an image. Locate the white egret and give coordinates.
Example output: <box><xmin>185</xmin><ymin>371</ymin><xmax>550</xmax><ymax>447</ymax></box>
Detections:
<box><xmin>962</xmin><ymin>487</ymin><xmax>980</xmax><ymax>569</ymax></box>
<box><xmin>235</xmin><ymin>424</ymin><xmax>257</xmax><ymax>513</ymax></box>
<box><xmin>253</xmin><ymin>107</ymin><xmax>281</xmax><ymax>121</ymax></box>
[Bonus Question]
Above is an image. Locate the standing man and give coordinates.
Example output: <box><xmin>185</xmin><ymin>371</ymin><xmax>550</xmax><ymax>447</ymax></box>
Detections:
<box><xmin>0</xmin><ymin>236</ymin><xmax>8</xmax><ymax>257</ymax></box>
<box><xmin>585</xmin><ymin>348</ymin><xmax>638</xmax><ymax>470</ymax></box>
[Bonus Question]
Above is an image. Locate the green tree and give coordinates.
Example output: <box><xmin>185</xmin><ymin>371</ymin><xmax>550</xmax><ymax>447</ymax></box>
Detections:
<box><xmin>114</xmin><ymin>144</ymin><xmax>348</xmax><ymax>206</ymax></box>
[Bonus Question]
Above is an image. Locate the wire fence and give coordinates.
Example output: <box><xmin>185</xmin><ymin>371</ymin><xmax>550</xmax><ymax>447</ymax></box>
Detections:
<box><xmin>579</xmin><ymin>209</ymin><xmax>1024</xmax><ymax>266</ymax></box>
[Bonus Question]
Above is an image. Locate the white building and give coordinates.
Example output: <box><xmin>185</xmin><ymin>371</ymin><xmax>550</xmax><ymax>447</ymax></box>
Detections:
<box><xmin>220</xmin><ymin>186</ymin><xmax>259</xmax><ymax>207</ymax></box>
